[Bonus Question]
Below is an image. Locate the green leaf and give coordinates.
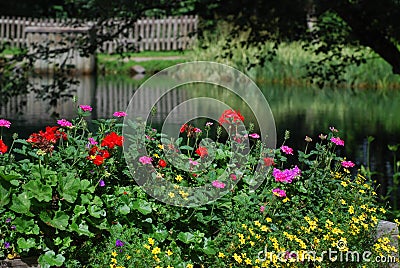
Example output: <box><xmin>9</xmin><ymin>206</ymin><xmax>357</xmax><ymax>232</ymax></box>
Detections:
<box><xmin>179</xmin><ymin>145</ymin><xmax>194</xmax><ymax>151</ymax></box>
<box><xmin>70</xmin><ymin>220</ymin><xmax>93</xmax><ymax>237</ymax></box>
<box><xmin>88</xmin><ymin>204</ymin><xmax>106</xmax><ymax>218</ymax></box>
<box><xmin>132</xmin><ymin>199</ymin><xmax>152</xmax><ymax>215</ymax></box>
<box><xmin>23</xmin><ymin>180</ymin><xmax>52</xmax><ymax>202</ymax></box>
<box><xmin>119</xmin><ymin>204</ymin><xmax>130</xmax><ymax>215</ymax></box>
<box><xmin>13</xmin><ymin>217</ymin><xmax>38</xmax><ymax>235</ymax></box>
<box><xmin>10</xmin><ymin>192</ymin><xmax>32</xmax><ymax>216</ymax></box>
<box><xmin>17</xmin><ymin>237</ymin><xmax>36</xmax><ymax>249</ymax></box>
<box><xmin>38</xmin><ymin>251</ymin><xmax>65</xmax><ymax>267</ymax></box>
<box><xmin>177</xmin><ymin>232</ymin><xmax>195</xmax><ymax>244</ymax></box>
<box><xmin>58</xmin><ymin>173</ymin><xmax>80</xmax><ymax>203</ymax></box>
<box><xmin>0</xmin><ymin>183</ymin><xmax>10</xmax><ymax>207</ymax></box>
<box><xmin>51</xmin><ymin>211</ymin><xmax>69</xmax><ymax>230</ymax></box>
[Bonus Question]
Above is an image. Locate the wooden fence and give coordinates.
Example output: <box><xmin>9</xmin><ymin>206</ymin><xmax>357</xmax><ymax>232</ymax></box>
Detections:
<box><xmin>0</xmin><ymin>15</ymin><xmax>198</xmax><ymax>53</ymax></box>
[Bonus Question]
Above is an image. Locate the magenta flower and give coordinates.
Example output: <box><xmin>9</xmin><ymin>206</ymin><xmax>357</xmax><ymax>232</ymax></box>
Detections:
<box><xmin>99</xmin><ymin>180</ymin><xmax>105</xmax><ymax>187</ymax></box>
<box><xmin>260</xmin><ymin>206</ymin><xmax>265</xmax><ymax>212</ymax></box>
<box><xmin>194</xmin><ymin>128</ymin><xmax>202</xmax><ymax>133</ymax></box>
<box><xmin>273</xmin><ymin>166</ymin><xmax>301</xmax><ymax>183</ymax></box>
<box><xmin>331</xmin><ymin>137</ymin><xmax>345</xmax><ymax>146</ymax></box>
<box><xmin>206</xmin><ymin>122</ymin><xmax>213</xmax><ymax>127</ymax></box>
<box><xmin>249</xmin><ymin>133</ymin><xmax>260</xmax><ymax>139</ymax></box>
<box><xmin>113</xmin><ymin>111</ymin><xmax>127</xmax><ymax>117</ymax></box>
<box><xmin>281</xmin><ymin>145</ymin><xmax>294</xmax><ymax>155</ymax></box>
<box><xmin>4</xmin><ymin>242</ymin><xmax>10</xmax><ymax>249</ymax></box>
<box><xmin>341</xmin><ymin>161</ymin><xmax>355</xmax><ymax>168</ymax></box>
<box><xmin>139</xmin><ymin>156</ymin><xmax>153</xmax><ymax>165</ymax></box>
<box><xmin>88</xmin><ymin>137</ymin><xmax>98</xmax><ymax>145</ymax></box>
<box><xmin>272</xmin><ymin>188</ymin><xmax>287</xmax><ymax>198</ymax></box>
<box><xmin>79</xmin><ymin>105</ymin><xmax>92</xmax><ymax>112</ymax></box>
<box><xmin>230</xmin><ymin>174</ymin><xmax>237</xmax><ymax>181</ymax></box>
<box><xmin>57</xmin><ymin>119</ymin><xmax>73</xmax><ymax>128</ymax></box>
<box><xmin>212</xmin><ymin>180</ymin><xmax>226</xmax><ymax>189</ymax></box>
<box><xmin>0</xmin><ymin>119</ymin><xmax>11</xmax><ymax>128</ymax></box>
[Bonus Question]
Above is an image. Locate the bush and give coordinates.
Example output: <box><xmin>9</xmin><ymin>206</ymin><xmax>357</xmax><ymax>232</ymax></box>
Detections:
<box><xmin>0</xmin><ymin>107</ymin><xmax>397</xmax><ymax>267</ymax></box>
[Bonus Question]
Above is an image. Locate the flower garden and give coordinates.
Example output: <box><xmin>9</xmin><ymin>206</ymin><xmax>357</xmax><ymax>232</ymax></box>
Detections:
<box><xmin>0</xmin><ymin>103</ymin><xmax>398</xmax><ymax>267</ymax></box>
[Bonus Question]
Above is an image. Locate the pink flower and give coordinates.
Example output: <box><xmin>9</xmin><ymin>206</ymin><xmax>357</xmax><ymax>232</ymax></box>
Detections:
<box><xmin>341</xmin><ymin>161</ymin><xmax>355</xmax><ymax>168</ymax></box>
<box><xmin>212</xmin><ymin>180</ymin><xmax>226</xmax><ymax>189</ymax></box>
<box><xmin>113</xmin><ymin>111</ymin><xmax>127</xmax><ymax>117</ymax></box>
<box><xmin>329</xmin><ymin>126</ymin><xmax>339</xmax><ymax>132</ymax></box>
<box><xmin>194</xmin><ymin>128</ymin><xmax>202</xmax><ymax>133</ymax></box>
<box><xmin>249</xmin><ymin>133</ymin><xmax>260</xmax><ymax>139</ymax></box>
<box><xmin>281</xmin><ymin>145</ymin><xmax>293</xmax><ymax>155</ymax></box>
<box><xmin>79</xmin><ymin>105</ymin><xmax>92</xmax><ymax>112</ymax></box>
<box><xmin>272</xmin><ymin>188</ymin><xmax>286</xmax><ymax>198</ymax></box>
<box><xmin>330</xmin><ymin>137</ymin><xmax>344</xmax><ymax>146</ymax></box>
<box><xmin>260</xmin><ymin>206</ymin><xmax>265</xmax><ymax>212</ymax></box>
<box><xmin>230</xmin><ymin>174</ymin><xmax>237</xmax><ymax>181</ymax></box>
<box><xmin>57</xmin><ymin>119</ymin><xmax>73</xmax><ymax>127</ymax></box>
<box><xmin>206</xmin><ymin>122</ymin><xmax>213</xmax><ymax>127</ymax></box>
<box><xmin>139</xmin><ymin>156</ymin><xmax>153</xmax><ymax>164</ymax></box>
<box><xmin>273</xmin><ymin>166</ymin><xmax>301</xmax><ymax>183</ymax></box>
<box><xmin>189</xmin><ymin>159</ymin><xmax>199</xmax><ymax>166</ymax></box>
<box><xmin>0</xmin><ymin>119</ymin><xmax>11</xmax><ymax>128</ymax></box>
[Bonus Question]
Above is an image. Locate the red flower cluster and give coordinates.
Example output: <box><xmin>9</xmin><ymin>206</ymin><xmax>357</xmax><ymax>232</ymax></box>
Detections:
<box><xmin>195</xmin><ymin>146</ymin><xmax>208</xmax><ymax>158</ymax></box>
<box><xmin>88</xmin><ymin>132</ymin><xmax>124</xmax><ymax>166</ymax></box>
<box><xmin>158</xmin><ymin>159</ymin><xmax>167</xmax><ymax>168</ymax></box>
<box><xmin>27</xmin><ymin>126</ymin><xmax>67</xmax><ymax>153</ymax></box>
<box><xmin>0</xmin><ymin>140</ymin><xmax>7</xmax><ymax>154</ymax></box>
<box><xmin>101</xmin><ymin>132</ymin><xmax>124</xmax><ymax>149</ymax></box>
<box><xmin>218</xmin><ymin>110</ymin><xmax>244</xmax><ymax>125</ymax></box>
<box><xmin>87</xmin><ymin>146</ymin><xmax>110</xmax><ymax>166</ymax></box>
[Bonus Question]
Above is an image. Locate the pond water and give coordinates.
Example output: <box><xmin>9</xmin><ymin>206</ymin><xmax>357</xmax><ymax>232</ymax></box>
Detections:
<box><xmin>1</xmin><ymin>74</ymin><xmax>400</xmax><ymax>209</ymax></box>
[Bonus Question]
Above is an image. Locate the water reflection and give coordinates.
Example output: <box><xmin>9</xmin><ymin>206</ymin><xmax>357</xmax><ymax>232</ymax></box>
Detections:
<box><xmin>1</xmin><ymin>75</ymin><xmax>399</xmax><ymax>208</ymax></box>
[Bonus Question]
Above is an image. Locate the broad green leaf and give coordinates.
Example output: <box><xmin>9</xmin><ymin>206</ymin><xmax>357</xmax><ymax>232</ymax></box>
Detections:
<box><xmin>58</xmin><ymin>174</ymin><xmax>80</xmax><ymax>203</ymax></box>
<box><xmin>10</xmin><ymin>192</ymin><xmax>32</xmax><ymax>216</ymax></box>
<box><xmin>70</xmin><ymin>220</ymin><xmax>93</xmax><ymax>237</ymax></box>
<box><xmin>51</xmin><ymin>211</ymin><xmax>69</xmax><ymax>230</ymax></box>
<box><xmin>38</xmin><ymin>251</ymin><xmax>65</xmax><ymax>267</ymax></box>
<box><xmin>23</xmin><ymin>180</ymin><xmax>52</xmax><ymax>202</ymax></box>
<box><xmin>177</xmin><ymin>232</ymin><xmax>195</xmax><ymax>244</ymax></box>
<box><xmin>0</xmin><ymin>183</ymin><xmax>10</xmax><ymax>207</ymax></box>
<box><xmin>132</xmin><ymin>199</ymin><xmax>152</xmax><ymax>215</ymax></box>
<box><xmin>119</xmin><ymin>204</ymin><xmax>130</xmax><ymax>215</ymax></box>
<box><xmin>17</xmin><ymin>237</ymin><xmax>36</xmax><ymax>249</ymax></box>
<box><xmin>13</xmin><ymin>217</ymin><xmax>38</xmax><ymax>234</ymax></box>
<box><xmin>88</xmin><ymin>204</ymin><xmax>106</xmax><ymax>218</ymax></box>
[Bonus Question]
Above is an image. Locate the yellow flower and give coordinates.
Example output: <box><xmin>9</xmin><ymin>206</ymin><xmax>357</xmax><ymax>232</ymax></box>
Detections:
<box><xmin>245</xmin><ymin>258</ymin><xmax>252</xmax><ymax>265</ymax></box>
<box><xmin>144</xmin><ymin>244</ymin><xmax>151</xmax><ymax>250</ymax></box>
<box><xmin>111</xmin><ymin>258</ymin><xmax>117</xmax><ymax>264</ymax></box>
<box><xmin>153</xmin><ymin>153</ymin><xmax>160</xmax><ymax>158</ymax></box>
<box><xmin>261</xmin><ymin>225</ymin><xmax>269</xmax><ymax>232</ymax></box>
<box><xmin>168</xmin><ymin>192</ymin><xmax>175</xmax><ymax>198</ymax></box>
<box><xmin>266</xmin><ymin>217</ymin><xmax>272</xmax><ymax>223</ymax></box>
<box><xmin>158</xmin><ymin>144</ymin><xmax>164</xmax><ymax>150</ymax></box>
<box><xmin>111</xmin><ymin>251</ymin><xmax>118</xmax><ymax>257</ymax></box>
<box><xmin>152</xmin><ymin>247</ymin><xmax>161</xmax><ymax>255</ymax></box>
<box><xmin>187</xmin><ymin>264</ymin><xmax>194</xmax><ymax>268</ymax></box>
<box><xmin>282</xmin><ymin>197</ymin><xmax>290</xmax><ymax>203</ymax></box>
<box><xmin>167</xmin><ymin>266</ymin><xmax>174</xmax><ymax>268</ymax></box>
<box><xmin>341</xmin><ymin>181</ymin><xmax>348</xmax><ymax>187</ymax></box>
<box><xmin>148</xmin><ymin>237</ymin><xmax>155</xmax><ymax>245</ymax></box>
<box><xmin>254</xmin><ymin>220</ymin><xmax>261</xmax><ymax>227</ymax></box>
<box><xmin>218</xmin><ymin>252</ymin><xmax>225</xmax><ymax>258</ymax></box>
<box><xmin>340</xmin><ymin>199</ymin><xmax>346</xmax><ymax>205</ymax></box>
<box><xmin>176</xmin><ymin>175</ymin><xmax>183</xmax><ymax>182</ymax></box>
<box><xmin>348</xmin><ymin>206</ymin><xmax>354</xmax><ymax>214</ymax></box>
<box><xmin>126</xmin><ymin>255</ymin><xmax>131</xmax><ymax>260</ymax></box>
<box><xmin>233</xmin><ymin>253</ymin><xmax>242</xmax><ymax>263</ymax></box>
<box><xmin>166</xmin><ymin>249</ymin><xmax>173</xmax><ymax>256</ymax></box>
<box><xmin>379</xmin><ymin>208</ymin><xmax>386</xmax><ymax>214</ymax></box>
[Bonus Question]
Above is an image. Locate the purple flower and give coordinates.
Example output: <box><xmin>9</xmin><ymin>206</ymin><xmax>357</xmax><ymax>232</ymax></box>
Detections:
<box><xmin>57</xmin><ymin>119</ymin><xmax>73</xmax><ymax>128</ymax></box>
<box><xmin>10</xmin><ymin>225</ymin><xmax>16</xmax><ymax>230</ymax></box>
<box><xmin>139</xmin><ymin>156</ymin><xmax>153</xmax><ymax>165</ymax></box>
<box><xmin>273</xmin><ymin>166</ymin><xmax>301</xmax><ymax>183</ymax></box>
<box><xmin>212</xmin><ymin>180</ymin><xmax>226</xmax><ymax>189</ymax></box>
<box><xmin>99</xmin><ymin>180</ymin><xmax>105</xmax><ymax>187</ymax></box>
<box><xmin>113</xmin><ymin>111</ymin><xmax>127</xmax><ymax>117</ymax></box>
<box><xmin>79</xmin><ymin>105</ymin><xmax>92</xmax><ymax>112</ymax></box>
<box><xmin>0</xmin><ymin>119</ymin><xmax>11</xmax><ymax>128</ymax></box>
<box><xmin>249</xmin><ymin>133</ymin><xmax>260</xmax><ymax>139</ymax></box>
<box><xmin>331</xmin><ymin>137</ymin><xmax>345</xmax><ymax>146</ymax></box>
<box><xmin>5</xmin><ymin>218</ymin><xmax>11</xmax><ymax>223</ymax></box>
<box><xmin>116</xmin><ymin>239</ymin><xmax>124</xmax><ymax>247</ymax></box>
<box><xmin>280</xmin><ymin>146</ymin><xmax>293</xmax><ymax>155</ymax></box>
<box><xmin>88</xmin><ymin>137</ymin><xmax>98</xmax><ymax>145</ymax></box>
<box><xmin>4</xmin><ymin>242</ymin><xmax>10</xmax><ymax>249</ymax></box>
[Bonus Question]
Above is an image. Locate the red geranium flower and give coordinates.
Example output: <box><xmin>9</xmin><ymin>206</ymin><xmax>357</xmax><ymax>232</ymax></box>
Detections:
<box><xmin>180</xmin><ymin>124</ymin><xmax>188</xmax><ymax>133</ymax></box>
<box><xmin>0</xmin><ymin>140</ymin><xmax>8</xmax><ymax>154</ymax></box>
<box><xmin>87</xmin><ymin>146</ymin><xmax>110</xmax><ymax>165</ymax></box>
<box><xmin>263</xmin><ymin>157</ymin><xmax>275</xmax><ymax>167</ymax></box>
<box><xmin>195</xmin><ymin>146</ymin><xmax>208</xmax><ymax>158</ymax></box>
<box><xmin>26</xmin><ymin>126</ymin><xmax>67</xmax><ymax>153</ymax></box>
<box><xmin>101</xmin><ymin>132</ymin><xmax>124</xmax><ymax>149</ymax></box>
<box><xmin>218</xmin><ymin>109</ymin><xmax>244</xmax><ymax>125</ymax></box>
<box><xmin>158</xmin><ymin>159</ymin><xmax>167</xmax><ymax>168</ymax></box>
<box><xmin>92</xmin><ymin>155</ymin><xmax>105</xmax><ymax>166</ymax></box>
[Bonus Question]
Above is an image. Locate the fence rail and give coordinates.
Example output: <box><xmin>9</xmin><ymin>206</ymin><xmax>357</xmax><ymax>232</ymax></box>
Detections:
<box><xmin>0</xmin><ymin>15</ymin><xmax>198</xmax><ymax>53</ymax></box>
